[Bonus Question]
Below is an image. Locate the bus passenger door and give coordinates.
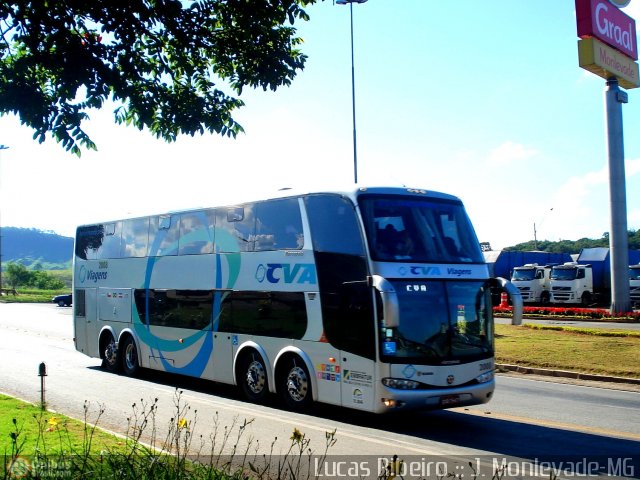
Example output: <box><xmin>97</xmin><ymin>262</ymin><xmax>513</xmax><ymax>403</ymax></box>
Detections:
<box><xmin>340</xmin><ymin>353</ymin><xmax>376</xmax><ymax>411</ymax></box>
<box><xmin>336</xmin><ymin>282</ymin><xmax>377</xmax><ymax>411</ymax></box>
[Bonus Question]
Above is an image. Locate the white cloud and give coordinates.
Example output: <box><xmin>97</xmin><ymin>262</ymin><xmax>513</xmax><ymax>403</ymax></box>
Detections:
<box><xmin>536</xmin><ymin>157</ymin><xmax>640</xmax><ymax>242</ymax></box>
<box><xmin>627</xmin><ymin>157</ymin><xmax>640</xmax><ymax>176</ymax></box>
<box><xmin>552</xmin><ymin>166</ymin><xmax>608</xmax><ymax>211</ymax></box>
<box><xmin>487</xmin><ymin>141</ymin><xmax>538</xmax><ymax>167</ymax></box>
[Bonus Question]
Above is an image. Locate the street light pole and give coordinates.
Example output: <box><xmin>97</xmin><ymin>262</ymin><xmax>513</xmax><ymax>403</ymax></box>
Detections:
<box><xmin>336</xmin><ymin>0</ymin><xmax>367</xmax><ymax>184</ymax></box>
<box><xmin>533</xmin><ymin>207</ymin><xmax>553</xmax><ymax>250</ymax></box>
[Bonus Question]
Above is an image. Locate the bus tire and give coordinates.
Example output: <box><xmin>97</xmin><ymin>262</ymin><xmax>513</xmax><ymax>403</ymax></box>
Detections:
<box><xmin>279</xmin><ymin>356</ymin><xmax>312</xmax><ymax>411</ymax></box>
<box><xmin>101</xmin><ymin>333</ymin><xmax>121</xmax><ymax>373</ymax></box>
<box><xmin>239</xmin><ymin>351</ymin><xmax>268</xmax><ymax>403</ymax></box>
<box><xmin>121</xmin><ymin>335</ymin><xmax>139</xmax><ymax>377</ymax></box>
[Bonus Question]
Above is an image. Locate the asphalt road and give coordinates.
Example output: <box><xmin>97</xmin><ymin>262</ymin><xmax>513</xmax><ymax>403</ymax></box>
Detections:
<box><xmin>1</xmin><ymin>303</ymin><xmax>638</xmax><ymax>478</ymax></box>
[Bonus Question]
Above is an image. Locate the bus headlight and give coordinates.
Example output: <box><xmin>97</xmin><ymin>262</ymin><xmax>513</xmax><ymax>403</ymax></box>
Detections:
<box><xmin>382</xmin><ymin>378</ymin><xmax>420</xmax><ymax>390</ymax></box>
<box><xmin>475</xmin><ymin>371</ymin><xmax>494</xmax><ymax>384</ymax></box>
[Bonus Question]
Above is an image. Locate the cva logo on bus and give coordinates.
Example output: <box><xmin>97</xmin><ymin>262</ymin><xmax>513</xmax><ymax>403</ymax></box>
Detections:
<box><xmin>255</xmin><ymin>263</ymin><xmax>317</xmax><ymax>284</ymax></box>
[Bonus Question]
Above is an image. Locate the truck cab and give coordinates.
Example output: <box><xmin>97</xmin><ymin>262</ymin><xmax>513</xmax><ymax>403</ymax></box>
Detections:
<box><xmin>550</xmin><ymin>262</ymin><xmax>593</xmax><ymax>305</ymax></box>
<box><xmin>511</xmin><ymin>263</ymin><xmax>552</xmax><ymax>304</ymax></box>
<box><xmin>630</xmin><ymin>264</ymin><xmax>640</xmax><ymax>307</ymax></box>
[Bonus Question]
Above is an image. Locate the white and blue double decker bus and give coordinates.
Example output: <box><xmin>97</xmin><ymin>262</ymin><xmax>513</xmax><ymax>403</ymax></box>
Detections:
<box><xmin>73</xmin><ymin>186</ymin><xmax>502</xmax><ymax>413</ymax></box>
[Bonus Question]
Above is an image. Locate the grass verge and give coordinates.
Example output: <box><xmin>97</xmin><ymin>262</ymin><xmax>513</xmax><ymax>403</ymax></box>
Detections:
<box><xmin>0</xmin><ymin>289</ymin><xmax>68</xmax><ymax>304</ymax></box>
<box><xmin>495</xmin><ymin>323</ymin><xmax>640</xmax><ymax>378</ymax></box>
<box><xmin>0</xmin><ymin>395</ymin><xmax>123</xmax><ymax>456</ymax></box>
<box><xmin>1</xmin><ymin>390</ymin><xmax>338</xmax><ymax>480</ymax></box>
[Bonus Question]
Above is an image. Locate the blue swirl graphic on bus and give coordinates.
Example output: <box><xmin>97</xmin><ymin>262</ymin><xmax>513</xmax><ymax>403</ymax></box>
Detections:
<box><xmin>132</xmin><ymin>217</ymin><xmax>240</xmax><ymax>377</ymax></box>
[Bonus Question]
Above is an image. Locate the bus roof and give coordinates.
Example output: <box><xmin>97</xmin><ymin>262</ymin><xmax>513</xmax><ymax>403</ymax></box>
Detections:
<box><xmin>76</xmin><ymin>185</ymin><xmax>463</xmax><ymax>229</ymax></box>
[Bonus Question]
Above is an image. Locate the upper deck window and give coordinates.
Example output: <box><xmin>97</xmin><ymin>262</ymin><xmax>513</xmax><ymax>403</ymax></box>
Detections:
<box><xmin>120</xmin><ymin>218</ymin><xmax>150</xmax><ymax>258</ymax></box>
<box><xmin>305</xmin><ymin>194</ymin><xmax>365</xmax><ymax>256</ymax></box>
<box><xmin>360</xmin><ymin>196</ymin><xmax>483</xmax><ymax>263</ymax></box>
<box><xmin>254</xmin><ymin>198</ymin><xmax>303</xmax><ymax>251</ymax></box>
<box><xmin>149</xmin><ymin>215</ymin><xmax>179</xmax><ymax>256</ymax></box>
<box><xmin>178</xmin><ymin>210</ymin><xmax>215</xmax><ymax>255</ymax></box>
<box><xmin>217</xmin><ymin>198</ymin><xmax>303</xmax><ymax>252</ymax></box>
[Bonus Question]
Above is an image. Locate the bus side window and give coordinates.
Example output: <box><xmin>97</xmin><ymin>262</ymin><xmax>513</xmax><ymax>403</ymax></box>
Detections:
<box><xmin>254</xmin><ymin>198</ymin><xmax>303</xmax><ymax>251</ymax></box>
<box><xmin>178</xmin><ymin>210</ymin><xmax>215</xmax><ymax>255</ymax></box>
<box><xmin>76</xmin><ymin>223</ymin><xmax>122</xmax><ymax>260</ymax></box>
<box><xmin>75</xmin><ymin>225</ymin><xmax>103</xmax><ymax>260</ymax></box>
<box><xmin>305</xmin><ymin>195</ymin><xmax>365</xmax><ymax>255</ymax></box>
<box><xmin>120</xmin><ymin>218</ymin><xmax>150</xmax><ymax>258</ymax></box>
<box><xmin>99</xmin><ymin>222</ymin><xmax>122</xmax><ymax>258</ymax></box>
<box><xmin>74</xmin><ymin>289</ymin><xmax>86</xmax><ymax>317</ymax></box>
<box><xmin>149</xmin><ymin>215</ymin><xmax>179</xmax><ymax>256</ymax></box>
<box><xmin>216</xmin><ymin>205</ymin><xmax>256</xmax><ymax>252</ymax></box>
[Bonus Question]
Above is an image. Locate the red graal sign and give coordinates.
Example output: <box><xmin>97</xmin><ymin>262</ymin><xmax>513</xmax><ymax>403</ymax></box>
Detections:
<box><xmin>576</xmin><ymin>0</ymin><xmax>638</xmax><ymax>60</ymax></box>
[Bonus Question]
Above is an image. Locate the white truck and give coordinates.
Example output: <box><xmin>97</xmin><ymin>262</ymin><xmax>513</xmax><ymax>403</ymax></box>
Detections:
<box><xmin>550</xmin><ymin>262</ymin><xmax>596</xmax><ymax>305</ymax></box>
<box><xmin>510</xmin><ymin>263</ymin><xmax>553</xmax><ymax>304</ymax></box>
<box><xmin>630</xmin><ymin>264</ymin><xmax>640</xmax><ymax>307</ymax></box>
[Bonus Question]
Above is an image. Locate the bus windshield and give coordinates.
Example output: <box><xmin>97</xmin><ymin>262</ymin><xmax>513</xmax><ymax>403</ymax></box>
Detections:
<box><xmin>381</xmin><ymin>280</ymin><xmax>493</xmax><ymax>364</ymax></box>
<box><xmin>360</xmin><ymin>196</ymin><xmax>483</xmax><ymax>263</ymax></box>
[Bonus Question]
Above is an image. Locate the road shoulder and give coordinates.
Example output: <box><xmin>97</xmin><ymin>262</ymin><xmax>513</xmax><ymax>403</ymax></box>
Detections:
<box><xmin>497</xmin><ymin>366</ymin><xmax>640</xmax><ymax>393</ymax></box>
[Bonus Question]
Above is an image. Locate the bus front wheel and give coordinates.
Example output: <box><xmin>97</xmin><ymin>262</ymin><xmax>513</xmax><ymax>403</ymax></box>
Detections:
<box><xmin>279</xmin><ymin>357</ymin><xmax>312</xmax><ymax>411</ymax></box>
<box><xmin>121</xmin><ymin>336</ymin><xmax>139</xmax><ymax>377</ymax></box>
<box><xmin>239</xmin><ymin>351</ymin><xmax>268</xmax><ymax>402</ymax></box>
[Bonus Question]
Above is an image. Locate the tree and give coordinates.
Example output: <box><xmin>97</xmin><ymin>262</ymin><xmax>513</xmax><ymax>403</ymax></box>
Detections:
<box><xmin>5</xmin><ymin>262</ymin><xmax>30</xmax><ymax>288</ymax></box>
<box><xmin>28</xmin><ymin>270</ymin><xmax>65</xmax><ymax>289</ymax></box>
<box><xmin>4</xmin><ymin>262</ymin><xmax>66</xmax><ymax>289</ymax></box>
<box><xmin>0</xmin><ymin>0</ymin><xmax>317</xmax><ymax>155</ymax></box>
<box><xmin>504</xmin><ymin>230</ymin><xmax>640</xmax><ymax>254</ymax></box>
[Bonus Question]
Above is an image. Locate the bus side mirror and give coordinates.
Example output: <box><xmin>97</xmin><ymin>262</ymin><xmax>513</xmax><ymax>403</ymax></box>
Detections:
<box><xmin>370</xmin><ymin>275</ymin><xmax>400</xmax><ymax>328</ymax></box>
<box><xmin>490</xmin><ymin>277</ymin><xmax>523</xmax><ymax>326</ymax></box>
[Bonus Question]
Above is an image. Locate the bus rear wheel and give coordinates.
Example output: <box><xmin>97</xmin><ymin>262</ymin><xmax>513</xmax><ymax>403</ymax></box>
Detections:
<box><xmin>239</xmin><ymin>351</ymin><xmax>268</xmax><ymax>402</ymax></box>
<box><xmin>101</xmin><ymin>334</ymin><xmax>120</xmax><ymax>373</ymax></box>
<box><xmin>279</xmin><ymin>357</ymin><xmax>312</xmax><ymax>411</ymax></box>
<box><xmin>121</xmin><ymin>336</ymin><xmax>139</xmax><ymax>377</ymax></box>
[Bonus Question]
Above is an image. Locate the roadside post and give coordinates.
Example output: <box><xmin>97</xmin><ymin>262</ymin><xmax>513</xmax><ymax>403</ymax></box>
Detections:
<box><xmin>39</xmin><ymin>362</ymin><xmax>47</xmax><ymax>410</ymax></box>
<box><xmin>576</xmin><ymin>0</ymin><xmax>638</xmax><ymax>313</ymax></box>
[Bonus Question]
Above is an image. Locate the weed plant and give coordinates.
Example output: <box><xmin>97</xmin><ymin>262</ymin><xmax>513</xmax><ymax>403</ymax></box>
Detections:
<box><xmin>3</xmin><ymin>389</ymin><xmax>337</xmax><ymax>480</ymax></box>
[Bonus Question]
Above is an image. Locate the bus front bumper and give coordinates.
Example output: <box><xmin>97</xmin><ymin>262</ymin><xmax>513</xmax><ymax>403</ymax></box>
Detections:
<box><xmin>375</xmin><ymin>379</ymin><xmax>495</xmax><ymax>413</ymax></box>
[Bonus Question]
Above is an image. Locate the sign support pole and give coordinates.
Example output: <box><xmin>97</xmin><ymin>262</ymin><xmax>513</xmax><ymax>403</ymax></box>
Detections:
<box><xmin>604</xmin><ymin>78</ymin><xmax>631</xmax><ymax>314</ymax></box>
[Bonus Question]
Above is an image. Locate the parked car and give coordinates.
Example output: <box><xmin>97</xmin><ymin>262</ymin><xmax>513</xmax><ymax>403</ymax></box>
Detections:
<box><xmin>52</xmin><ymin>293</ymin><xmax>72</xmax><ymax>307</ymax></box>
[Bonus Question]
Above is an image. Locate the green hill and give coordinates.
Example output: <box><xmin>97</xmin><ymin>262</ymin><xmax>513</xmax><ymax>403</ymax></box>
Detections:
<box><xmin>1</xmin><ymin>227</ymin><xmax>73</xmax><ymax>270</ymax></box>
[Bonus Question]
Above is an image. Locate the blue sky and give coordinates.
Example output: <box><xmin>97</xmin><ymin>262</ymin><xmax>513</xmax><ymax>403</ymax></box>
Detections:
<box><xmin>1</xmin><ymin>0</ymin><xmax>639</xmax><ymax>250</ymax></box>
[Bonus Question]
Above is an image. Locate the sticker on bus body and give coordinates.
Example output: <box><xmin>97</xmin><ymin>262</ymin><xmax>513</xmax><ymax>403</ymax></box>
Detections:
<box><xmin>383</xmin><ymin>341</ymin><xmax>397</xmax><ymax>355</ymax></box>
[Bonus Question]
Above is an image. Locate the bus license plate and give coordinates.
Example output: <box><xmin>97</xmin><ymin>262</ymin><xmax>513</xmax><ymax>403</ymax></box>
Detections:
<box><xmin>440</xmin><ymin>395</ymin><xmax>460</xmax><ymax>406</ymax></box>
